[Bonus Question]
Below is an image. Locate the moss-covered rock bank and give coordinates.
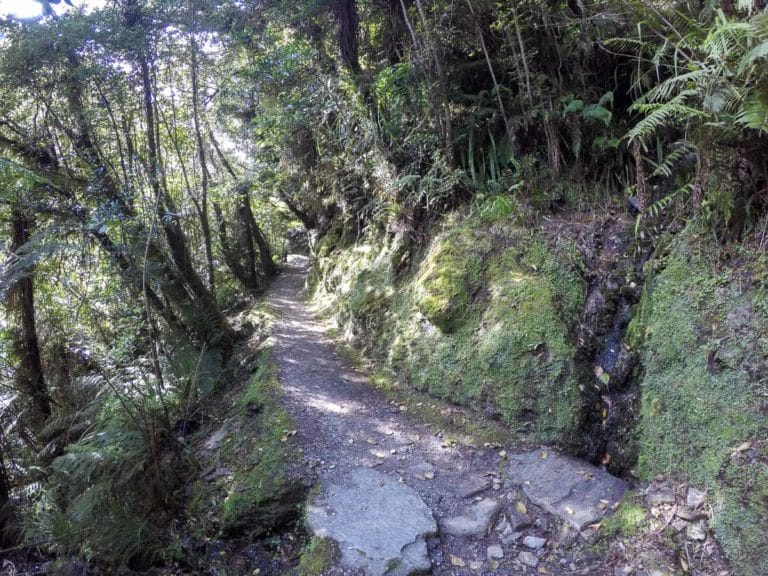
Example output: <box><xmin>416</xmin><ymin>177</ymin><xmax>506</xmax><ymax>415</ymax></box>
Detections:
<box><xmin>630</xmin><ymin>232</ymin><xmax>768</xmax><ymax>576</ymax></box>
<box><xmin>313</xmin><ymin>212</ymin><xmax>586</xmax><ymax>444</ymax></box>
<box><xmin>313</xmin><ymin>214</ymin><xmax>768</xmax><ymax>575</ymax></box>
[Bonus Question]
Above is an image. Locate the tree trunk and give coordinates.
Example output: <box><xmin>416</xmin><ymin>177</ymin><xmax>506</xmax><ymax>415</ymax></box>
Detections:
<box><xmin>0</xmin><ymin>444</ymin><xmax>13</xmax><ymax>547</ymax></box>
<box><xmin>237</xmin><ymin>184</ymin><xmax>278</xmax><ymax>279</ymax></box>
<box><xmin>139</xmin><ymin>52</ymin><xmax>233</xmax><ymax>348</ymax></box>
<box><xmin>214</xmin><ymin>201</ymin><xmax>259</xmax><ymax>290</ymax></box>
<box><xmin>9</xmin><ymin>212</ymin><xmax>52</xmax><ymax>426</ymax></box>
<box><xmin>278</xmin><ymin>189</ymin><xmax>318</xmax><ymax>230</ymax></box>
<box><xmin>190</xmin><ymin>37</ymin><xmax>216</xmax><ymax>293</ymax></box>
<box><xmin>337</xmin><ymin>0</ymin><xmax>360</xmax><ymax>73</ymax></box>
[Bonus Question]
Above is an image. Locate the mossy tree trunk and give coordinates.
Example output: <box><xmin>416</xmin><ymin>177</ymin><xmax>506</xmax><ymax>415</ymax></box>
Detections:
<box><xmin>8</xmin><ymin>211</ymin><xmax>51</xmax><ymax>427</ymax></box>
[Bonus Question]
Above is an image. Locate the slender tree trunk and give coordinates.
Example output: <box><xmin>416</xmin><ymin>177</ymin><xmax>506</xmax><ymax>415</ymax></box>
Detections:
<box><xmin>0</xmin><ymin>443</ymin><xmax>13</xmax><ymax>547</ymax></box>
<box><xmin>206</xmin><ymin>124</ymin><xmax>238</xmax><ymax>179</ymax></box>
<box><xmin>337</xmin><ymin>0</ymin><xmax>360</xmax><ymax>73</ymax></box>
<box><xmin>237</xmin><ymin>184</ymin><xmax>278</xmax><ymax>278</ymax></box>
<box><xmin>9</xmin><ymin>212</ymin><xmax>52</xmax><ymax>426</ymax></box>
<box><xmin>387</xmin><ymin>0</ymin><xmax>407</xmax><ymax>64</ymax></box>
<box><xmin>402</xmin><ymin>0</ymin><xmax>454</xmax><ymax>165</ymax></box>
<box><xmin>139</xmin><ymin>53</ymin><xmax>233</xmax><ymax>347</ymax></box>
<box><xmin>190</xmin><ymin>37</ymin><xmax>216</xmax><ymax>292</ymax></box>
<box><xmin>465</xmin><ymin>0</ymin><xmax>514</xmax><ymax>147</ymax></box>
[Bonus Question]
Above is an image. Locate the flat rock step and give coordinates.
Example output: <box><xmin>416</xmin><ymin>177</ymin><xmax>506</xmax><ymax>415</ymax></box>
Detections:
<box><xmin>306</xmin><ymin>468</ymin><xmax>437</xmax><ymax>576</ymax></box>
<box><xmin>507</xmin><ymin>450</ymin><xmax>627</xmax><ymax>529</ymax></box>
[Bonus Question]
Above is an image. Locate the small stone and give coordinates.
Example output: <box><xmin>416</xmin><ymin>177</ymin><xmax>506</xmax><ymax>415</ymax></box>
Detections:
<box><xmin>501</xmin><ymin>531</ymin><xmax>523</xmax><ymax>545</ymax></box>
<box><xmin>614</xmin><ymin>566</ymin><xmax>634</xmax><ymax>576</ymax></box>
<box><xmin>486</xmin><ymin>545</ymin><xmax>504</xmax><ymax>560</ymax></box>
<box><xmin>517</xmin><ymin>551</ymin><xmax>539</xmax><ymax>568</ymax></box>
<box><xmin>523</xmin><ymin>535</ymin><xmax>547</xmax><ymax>549</ymax></box>
<box><xmin>450</xmin><ymin>555</ymin><xmax>466</xmax><ymax>567</ymax></box>
<box><xmin>686</xmin><ymin>487</ymin><xmax>706</xmax><ymax>509</ymax></box>
<box><xmin>671</xmin><ymin>519</ymin><xmax>688</xmax><ymax>532</ymax></box>
<box><xmin>534</xmin><ymin>517</ymin><xmax>550</xmax><ymax>533</ymax></box>
<box><xmin>687</xmin><ymin>520</ymin><xmax>707</xmax><ymax>541</ymax></box>
<box><xmin>646</xmin><ymin>488</ymin><xmax>676</xmax><ymax>507</ymax></box>
<box><xmin>509</xmin><ymin>512</ymin><xmax>533</xmax><ymax>530</ymax></box>
<box><xmin>495</xmin><ymin>519</ymin><xmax>511</xmax><ymax>533</ymax></box>
<box><xmin>469</xmin><ymin>560</ymin><xmax>484</xmax><ymax>571</ymax></box>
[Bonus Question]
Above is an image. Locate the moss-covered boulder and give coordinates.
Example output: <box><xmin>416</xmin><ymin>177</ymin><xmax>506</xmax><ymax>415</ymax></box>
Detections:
<box><xmin>631</xmin><ymin>234</ymin><xmax>768</xmax><ymax>576</ymax></box>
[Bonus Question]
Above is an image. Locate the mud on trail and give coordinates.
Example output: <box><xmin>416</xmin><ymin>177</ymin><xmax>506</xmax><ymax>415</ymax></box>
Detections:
<box><xmin>265</xmin><ymin>258</ymin><xmax>732</xmax><ymax>576</ymax></box>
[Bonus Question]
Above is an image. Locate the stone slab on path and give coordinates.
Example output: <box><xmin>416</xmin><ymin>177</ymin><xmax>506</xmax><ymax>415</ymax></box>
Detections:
<box><xmin>441</xmin><ymin>498</ymin><xmax>502</xmax><ymax>536</ymax></box>
<box><xmin>507</xmin><ymin>450</ymin><xmax>627</xmax><ymax>529</ymax></box>
<box><xmin>307</xmin><ymin>468</ymin><xmax>437</xmax><ymax>576</ymax></box>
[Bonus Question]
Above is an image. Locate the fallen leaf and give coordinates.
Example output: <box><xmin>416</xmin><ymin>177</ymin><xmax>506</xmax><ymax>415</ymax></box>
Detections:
<box><xmin>594</xmin><ymin>366</ymin><xmax>604</xmax><ymax>377</ymax></box>
<box><xmin>366</xmin><ymin>438</ymin><xmax>378</xmax><ymax>445</ymax></box>
<box><xmin>516</xmin><ymin>501</ymin><xmax>528</xmax><ymax>514</ymax></box>
<box><xmin>424</xmin><ymin>471</ymin><xmax>435</xmax><ymax>480</ymax></box>
<box><xmin>450</xmin><ymin>555</ymin><xmax>466</xmax><ymax>567</ymax></box>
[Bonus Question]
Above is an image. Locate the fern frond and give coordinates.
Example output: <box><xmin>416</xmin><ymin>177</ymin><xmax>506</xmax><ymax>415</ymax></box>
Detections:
<box><xmin>650</xmin><ymin>142</ymin><xmax>698</xmax><ymax>178</ymax></box>
<box><xmin>704</xmin><ymin>18</ymin><xmax>752</xmax><ymax>60</ymax></box>
<box><xmin>736</xmin><ymin>87</ymin><xmax>768</xmax><ymax>134</ymax></box>
<box><xmin>626</xmin><ymin>102</ymin><xmax>708</xmax><ymax>144</ymax></box>
<box><xmin>738</xmin><ymin>40</ymin><xmax>768</xmax><ymax>73</ymax></box>
<box><xmin>640</xmin><ymin>69</ymin><xmax>711</xmax><ymax>104</ymax></box>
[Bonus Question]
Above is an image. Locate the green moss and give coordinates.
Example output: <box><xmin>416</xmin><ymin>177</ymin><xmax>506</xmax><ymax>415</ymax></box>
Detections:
<box><xmin>219</xmin><ymin>352</ymin><xmax>298</xmax><ymax>532</ymax></box>
<box><xmin>709</xmin><ymin>442</ymin><xmax>768</xmax><ymax>576</ymax></box>
<box><xmin>600</xmin><ymin>499</ymin><xmax>647</xmax><ymax>538</ymax></box>
<box><xmin>415</xmin><ymin>219</ymin><xmax>492</xmax><ymax>333</ymax></box>
<box><xmin>479</xmin><ymin>249</ymin><xmax>581</xmax><ymax>440</ymax></box>
<box><xmin>313</xmin><ymin>213</ymin><xmax>585</xmax><ymax>445</ymax></box>
<box><xmin>633</xmin><ymin>232</ymin><xmax>768</xmax><ymax>576</ymax></box>
<box><xmin>297</xmin><ymin>537</ymin><xmax>339</xmax><ymax>576</ymax></box>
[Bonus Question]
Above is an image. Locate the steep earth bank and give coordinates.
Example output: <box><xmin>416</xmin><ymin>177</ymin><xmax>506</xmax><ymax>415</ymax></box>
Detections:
<box><xmin>309</xmin><ymin>210</ymin><xmax>768</xmax><ymax>576</ymax></box>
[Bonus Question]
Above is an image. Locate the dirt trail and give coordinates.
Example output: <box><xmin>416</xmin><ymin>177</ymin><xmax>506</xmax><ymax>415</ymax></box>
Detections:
<box><xmin>267</xmin><ymin>259</ymin><xmax>610</xmax><ymax>575</ymax></box>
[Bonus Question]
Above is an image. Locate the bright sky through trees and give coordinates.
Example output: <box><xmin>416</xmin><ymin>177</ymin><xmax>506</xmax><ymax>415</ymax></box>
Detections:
<box><xmin>0</xmin><ymin>0</ymin><xmax>105</xmax><ymax>19</ymax></box>
<box><xmin>0</xmin><ymin>0</ymin><xmax>43</xmax><ymax>18</ymax></box>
